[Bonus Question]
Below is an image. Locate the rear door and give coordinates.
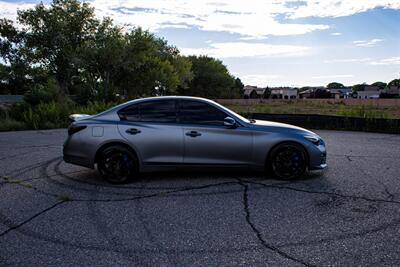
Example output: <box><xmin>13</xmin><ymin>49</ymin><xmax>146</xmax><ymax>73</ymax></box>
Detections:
<box><xmin>179</xmin><ymin>100</ymin><xmax>253</xmax><ymax>165</ymax></box>
<box><xmin>118</xmin><ymin>99</ymin><xmax>183</xmax><ymax>164</ymax></box>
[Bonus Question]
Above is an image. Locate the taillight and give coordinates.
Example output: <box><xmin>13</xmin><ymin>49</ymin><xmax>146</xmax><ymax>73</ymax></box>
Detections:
<box><xmin>68</xmin><ymin>125</ymin><xmax>87</xmax><ymax>136</ymax></box>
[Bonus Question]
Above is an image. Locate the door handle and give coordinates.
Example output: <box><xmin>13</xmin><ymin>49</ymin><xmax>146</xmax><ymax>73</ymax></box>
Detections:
<box><xmin>126</xmin><ymin>128</ymin><xmax>141</xmax><ymax>135</ymax></box>
<box><xmin>186</xmin><ymin>131</ymin><xmax>201</xmax><ymax>137</ymax></box>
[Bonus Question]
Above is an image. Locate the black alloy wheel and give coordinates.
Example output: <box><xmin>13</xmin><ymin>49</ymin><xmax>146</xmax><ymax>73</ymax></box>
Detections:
<box><xmin>269</xmin><ymin>143</ymin><xmax>307</xmax><ymax>180</ymax></box>
<box><xmin>97</xmin><ymin>145</ymin><xmax>137</xmax><ymax>184</ymax></box>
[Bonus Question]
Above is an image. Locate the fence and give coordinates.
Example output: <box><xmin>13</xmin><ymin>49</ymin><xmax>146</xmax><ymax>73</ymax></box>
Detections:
<box><xmin>216</xmin><ymin>98</ymin><xmax>400</xmax><ymax>107</ymax></box>
<box><xmin>249</xmin><ymin>113</ymin><xmax>400</xmax><ymax>134</ymax></box>
<box><xmin>0</xmin><ymin>95</ymin><xmax>23</xmax><ymax>104</ymax></box>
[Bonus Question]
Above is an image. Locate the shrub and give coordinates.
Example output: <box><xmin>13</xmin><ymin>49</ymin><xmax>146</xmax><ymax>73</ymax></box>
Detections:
<box><xmin>73</xmin><ymin>101</ymin><xmax>117</xmax><ymax>115</ymax></box>
<box><xmin>23</xmin><ymin>78</ymin><xmax>61</xmax><ymax>106</ymax></box>
<box><xmin>14</xmin><ymin>102</ymin><xmax>70</xmax><ymax>129</ymax></box>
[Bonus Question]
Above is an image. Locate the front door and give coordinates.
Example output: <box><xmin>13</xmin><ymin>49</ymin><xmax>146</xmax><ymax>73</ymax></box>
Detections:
<box><xmin>179</xmin><ymin>100</ymin><xmax>253</xmax><ymax>165</ymax></box>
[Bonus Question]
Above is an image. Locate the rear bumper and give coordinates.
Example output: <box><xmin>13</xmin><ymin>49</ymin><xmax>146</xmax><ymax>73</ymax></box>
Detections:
<box><xmin>63</xmin><ymin>153</ymin><xmax>93</xmax><ymax>169</ymax></box>
<box><xmin>63</xmin><ymin>135</ymin><xmax>94</xmax><ymax>169</ymax></box>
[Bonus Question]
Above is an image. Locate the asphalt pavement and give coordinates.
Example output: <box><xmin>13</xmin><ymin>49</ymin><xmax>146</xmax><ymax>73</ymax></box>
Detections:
<box><xmin>0</xmin><ymin>129</ymin><xmax>400</xmax><ymax>266</ymax></box>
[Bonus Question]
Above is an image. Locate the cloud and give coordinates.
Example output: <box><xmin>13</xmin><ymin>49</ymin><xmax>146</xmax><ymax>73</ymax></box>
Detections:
<box><xmin>289</xmin><ymin>0</ymin><xmax>400</xmax><ymax>18</ymax></box>
<box><xmin>241</xmin><ymin>74</ymin><xmax>281</xmax><ymax>86</ymax></box>
<box><xmin>353</xmin><ymin>39</ymin><xmax>384</xmax><ymax>47</ymax></box>
<box><xmin>369</xmin><ymin>57</ymin><xmax>400</xmax><ymax>65</ymax></box>
<box><xmin>180</xmin><ymin>42</ymin><xmax>311</xmax><ymax>58</ymax></box>
<box><xmin>0</xmin><ymin>0</ymin><xmax>331</xmax><ymax>38</ymax></box>
<box><xmin>0</xmin><ymin>1</ymin><xmax>35</xmax><ymax>21</ymax></box>
<box><xmin>324</xmin><ymin>58</ymin><xmax>372</xmax><ymax>63</ymax></box>
<box><xmin>312</xmin><ymin>74</ymin><xmax>354</xmax><ymax>79</ymax></box>
<box><xmin>3</xmin><ymin>1</ymin><xmax>400</xmax><ymax>39</ymax></box>
<box><xmin>330</xmin><ymin>32</ymin><xmax>342</xmax><ymax>36</ymax></box>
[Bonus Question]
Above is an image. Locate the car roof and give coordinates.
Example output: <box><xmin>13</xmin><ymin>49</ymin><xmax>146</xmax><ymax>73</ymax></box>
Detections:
<box><xmin>96</xmin><ymin>96</ymin><xmax>216</xmax><ymax>117</ymax></box>
<box><xmin>123</xmin><ymin>96</ymin><xmax>212</xmax><ymax>104</ymax></box>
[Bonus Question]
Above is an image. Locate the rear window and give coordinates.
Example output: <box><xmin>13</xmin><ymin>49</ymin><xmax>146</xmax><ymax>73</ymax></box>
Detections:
<box><xmin>119</xmin><ymin>100</ymin><xmax>177</xmax><ymax>123</ymax></box>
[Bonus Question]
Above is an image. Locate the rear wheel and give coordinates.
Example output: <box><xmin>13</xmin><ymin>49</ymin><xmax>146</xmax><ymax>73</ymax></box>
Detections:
<box><xmin>97</xmin><ymin>145</ymin><xmax>138</xmax><ymax>184</ymax></box>
<box><xmin>269</xmin><ymin>143</ymin><xmax>307</xmax><ymax>180</ymax></box>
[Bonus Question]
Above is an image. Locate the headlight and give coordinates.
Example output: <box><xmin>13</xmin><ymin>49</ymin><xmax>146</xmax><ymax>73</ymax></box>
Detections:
<box><xmin>304</xmin><ymin>135</ymin><xmax>324</xmax><ymax>146</ymax></box>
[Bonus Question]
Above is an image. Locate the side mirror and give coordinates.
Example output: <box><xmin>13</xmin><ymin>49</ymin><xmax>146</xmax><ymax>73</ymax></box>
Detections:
<box><xmin>224</xmin><ymin>117</ymin><xmax>237</xmax><ymax>128</ymax></box>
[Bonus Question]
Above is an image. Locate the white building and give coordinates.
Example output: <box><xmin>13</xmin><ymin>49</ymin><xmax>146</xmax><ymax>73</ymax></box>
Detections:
<box><xmin>270</xmin><ymin>87</ymin><xmax>298</xmax><ymax>99</ymax></box>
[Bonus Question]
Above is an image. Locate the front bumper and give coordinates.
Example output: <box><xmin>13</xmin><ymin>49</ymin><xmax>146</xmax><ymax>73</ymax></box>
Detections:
<box><xmin>308</xmin><ymin>145</ymin><xmax>327</xmax><ymax>170</ymax></box>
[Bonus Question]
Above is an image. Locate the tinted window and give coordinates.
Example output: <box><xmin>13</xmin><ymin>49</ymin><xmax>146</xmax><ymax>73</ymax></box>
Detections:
<box><xmin>179</xmin><ymin>100</ymin><xmax>227</xmax><ymax>126</ymax></box>
<box><xmin>119</xmin><ymin>104</ymin><xmax>139</xmax><ymax>121</ymax></box>
<box><xmin>139</xmin><ymin>100</ymin><xmax>176</xmax><ymax>123</ymax></box>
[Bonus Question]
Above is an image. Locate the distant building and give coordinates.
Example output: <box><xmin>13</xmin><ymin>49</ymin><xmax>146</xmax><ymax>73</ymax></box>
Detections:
<box><xmin>269</xmin><ymin>87</ymin><xmax>298</xmax><ymax>99</ymax></box>
<box><xmin>380</xmin><ymin>85</ymin><xmax>400</xmax><ymax>98</ymax></box>
<box><xmin>329</xmin><ymin>87</ymin><xmax>353</xmax><ymax>99</ymax></box>
<box><xmin>357</xmin><ymin>85</ymin><xmax>381</xmax><ymax>99</ymax></box>
<box><xmin>298</xmin><ymin>87</ymin><xmax>326</xmax><ymax>99</ymax></box>
<box><xmin>243</xmin><ymin>85</ymin><xmax>268</xmax><ymax>99</ymax></box>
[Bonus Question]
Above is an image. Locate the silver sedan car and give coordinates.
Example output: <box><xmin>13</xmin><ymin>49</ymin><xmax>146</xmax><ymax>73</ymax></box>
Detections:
<box><xmin>63</xmin><ymin>96</ymin><xmax>327</xmax><ymax>183</ymax></box>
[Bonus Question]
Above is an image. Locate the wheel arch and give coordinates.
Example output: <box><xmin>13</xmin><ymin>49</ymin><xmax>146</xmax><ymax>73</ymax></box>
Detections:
<box><xmin>94</xmin><ymin>141</ymin><xmax>140</xmax><ymax>167</ymax></box>
<box><xmin>265</xmin><ymin>140</ymin><xmax>310</xmax><ymax>169</ymax></box>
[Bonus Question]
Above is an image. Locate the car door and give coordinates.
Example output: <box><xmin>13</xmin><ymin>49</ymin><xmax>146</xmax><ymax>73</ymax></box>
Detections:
<box><xmin>179</xmin><ymin>100</ymin><xmax>253</xmax><ymax>165</ymax></box>
<box><xmin>117</xmin><ymin>99</ymin><xmax>184</xmax><ymax>164</ymax></box>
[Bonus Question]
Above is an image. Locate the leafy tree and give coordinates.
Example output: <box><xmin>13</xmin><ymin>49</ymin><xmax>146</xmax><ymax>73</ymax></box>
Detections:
<box><xmin>180</xmin><ymin>56</ymin><xmax>241</xmax><ymax>99</ymax></box>
<box><xmin>352</xmin><ymin>83</ymin><xmax>367</xmax><ymax>92</ymax></box>
<box><xmin>327</xmin><ymin>82</ymin><xmax>344</xmax><ymax>89</ymax></box>
<box><xmin>16</xmin><ymin>0</ymin><xmax>99</xmax><ymax>94</ymax></box>
<box><xmin>112</xmin><ymin>29</ymin><xmax>192</xmax><ymax>98</ymax></box>
<box><xmin>76</xmin><ymin>18</ymin><xmax>125</xmax><ymax>101</ymax></box>
<box><xmin>372</xmin><ymin>81</ymin><xmax>387</xmax><ymax>89</ymax></box>
<box><xmin>388</xmin><ymin>79</ymin><xmax>400</xmax><ymax>87</ymax></box>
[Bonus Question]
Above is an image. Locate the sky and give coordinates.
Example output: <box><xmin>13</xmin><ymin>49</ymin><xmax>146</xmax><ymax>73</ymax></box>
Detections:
<box><xmin>1</xmin><ymin>0</ymin><xmax>400</xmax><ymax>87</ymax></box>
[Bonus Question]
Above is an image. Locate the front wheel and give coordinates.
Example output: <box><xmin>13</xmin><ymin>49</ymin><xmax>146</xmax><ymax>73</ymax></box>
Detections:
<box><xmin>97</xmin><ymin>145</ymin><xmax>138</xmax><ymax>184</ymax></box>
<box><xmin>268</xmin><ymin>143</ymin><xmax>307</xmax><ymax>180</ymax></box>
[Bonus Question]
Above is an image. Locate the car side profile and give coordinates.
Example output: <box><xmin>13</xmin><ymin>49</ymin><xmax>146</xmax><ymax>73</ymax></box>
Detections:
<box><xmin>63</xmin><ymin>96</ymin><xmax>327</xmax><ymax>183</ymax></box>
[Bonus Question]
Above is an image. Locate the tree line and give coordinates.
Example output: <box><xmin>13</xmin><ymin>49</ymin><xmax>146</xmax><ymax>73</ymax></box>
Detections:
<box><xmin>0</xmin><ymin>0</ymin><xmax>243</xmax><ymax>104</ymax></box>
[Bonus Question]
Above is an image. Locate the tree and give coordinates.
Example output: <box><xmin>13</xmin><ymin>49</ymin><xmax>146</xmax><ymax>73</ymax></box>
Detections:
<box><xmin>180</xmin><ymin>56</ymin><xmax>242</xmax><ymax>99</ymax></box>
<box><xmin>388</xmin><ymin>79</ymin><xmax>400</xmax><ymax>87</ymax></box>
<box><xmin>16</xmin><ymin>0</ymin><xmax>99</xmax><ymax>94</ymax></box>
<box><xmin>112</xmin><ymin>29</ymin><xmax>192</xmax><ymax>98</ymax></box>
<box><xmin>372</xmin><ymin>81</ymin><xmax>387</xmax><ymax>89</ymax></box>
<box><xmin>77</xmin><ymin>18</ymin><xmax>125</xmax><ymax>101</ymax></box>
<box><xmin>352</xmin><ymin>83</ymin><xmax>366</xmax><ymax>92</ymax></box>
<box><xmin>327</xmin><ymin>82</ymin><xmax>344</xmax><ymax>89</ymax></box>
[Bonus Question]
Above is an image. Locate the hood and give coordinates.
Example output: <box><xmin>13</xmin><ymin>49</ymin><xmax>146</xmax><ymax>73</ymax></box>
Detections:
<box><xmin>251</xmin><ymin>119</ymin><xmax>316</xmax><ymax>135</ymax></box>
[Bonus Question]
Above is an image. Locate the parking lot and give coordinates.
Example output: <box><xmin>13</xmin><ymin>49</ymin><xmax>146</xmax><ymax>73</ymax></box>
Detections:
<box><xmin>1</xmin><ymin>129</ymin><xmax>400</xmax><ymax>266</ymax></box>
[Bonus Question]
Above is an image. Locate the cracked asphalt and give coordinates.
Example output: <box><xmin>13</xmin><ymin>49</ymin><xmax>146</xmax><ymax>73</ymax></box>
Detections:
<box><xmin>1</xmin><ymin>129</ymin><xmax>400</xmax><ymax>266</ymax></box>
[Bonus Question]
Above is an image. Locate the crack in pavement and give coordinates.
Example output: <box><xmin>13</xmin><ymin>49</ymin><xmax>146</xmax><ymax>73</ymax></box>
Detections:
<box><xmin>238</xmin><ymin>181</ymin><xmax>316</xmax><ymax>267</ymax></box>
<box><xmin>245</xmin><ymin>180</ymin><xmax>400</xmax><ymax>206</ymax></box>
<box><xmin>329</xmin><ymin>153</ymin><xmax>398</xmax><ymax>160</ymax></box>
<box><xmin>0</xmin><ymin>200</ymin><xmax>66</xmax><ymax>237</ymax></box>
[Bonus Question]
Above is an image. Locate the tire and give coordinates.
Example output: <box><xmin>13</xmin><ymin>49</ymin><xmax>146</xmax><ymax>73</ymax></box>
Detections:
<box><xmin>97</xmin><ymin>145</ymin><xmax>138</xmax><ymax>184</ymax></box>
<box><xmin>268</xmin><ymin>143</ymin><xmax>307</xmax><ymax>180</ymax></box>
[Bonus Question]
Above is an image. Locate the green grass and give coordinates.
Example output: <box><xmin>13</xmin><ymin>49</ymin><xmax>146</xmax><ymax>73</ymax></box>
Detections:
<box><xmin>226</xmin><ymin>101</ymin><xmax>395</xmax><ymax>119</ymax></box>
